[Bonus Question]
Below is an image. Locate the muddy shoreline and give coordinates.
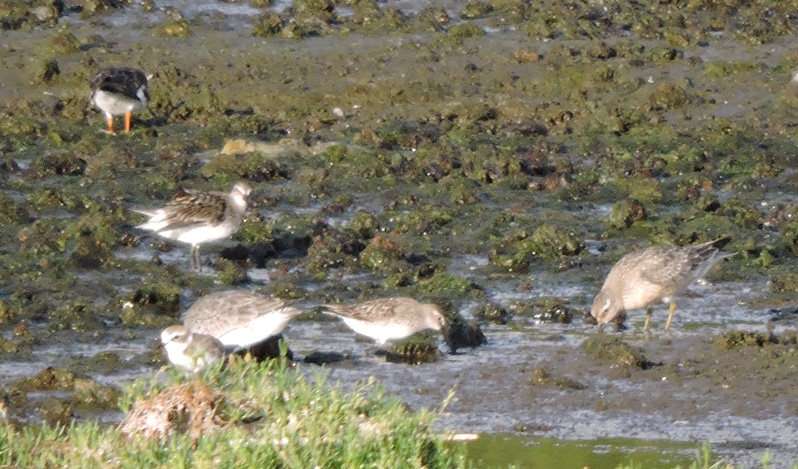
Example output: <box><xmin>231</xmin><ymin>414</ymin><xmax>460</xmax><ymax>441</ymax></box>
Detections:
<box><xmin>1</xmin><ymin>1</ymin><xmax>798</xmax><ymax>467</ymax></box>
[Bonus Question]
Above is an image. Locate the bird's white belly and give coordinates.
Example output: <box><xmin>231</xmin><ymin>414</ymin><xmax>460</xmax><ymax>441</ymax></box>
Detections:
<box><xmin>164</xmin><ymin>343</ymin><xmax>193</xmax><ymax>369</ymax></box>
<box><xmin>342</xmin><ymin>318</ymin><xmax>413</xmax><ymax>345</ymax></box>
<box><xmin>216</xmin><ymin>315</ymin><xmax>292</xmax><ymax>349</ymax></box>
<box><xmin>159</xmin><ymin>223</ymin><xmax>237</xmax><ymax>246</ymax></box>
<box><xmin>622</xmin><ymin>282</ymin><xmax>666</xmax><ymax>310</ymax></box>
<box><xmin>92</xmin><ymin>90</ymin><xmax>144</xmax><ymax>116</ymax></box>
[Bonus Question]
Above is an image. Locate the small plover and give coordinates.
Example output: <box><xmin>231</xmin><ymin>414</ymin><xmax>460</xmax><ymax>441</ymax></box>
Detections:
<box><xmin>322</xmin><ymin>297</ymin><xmax>446</xmax><ymax>346</ymax></box>
<box><xmin>591</xmin><ymin>238</ymin><xmax>734</xmax><ymax>331</ymax></box>
<box><xmin>160</xmin><ymin>325</ymin><xmax>226</xmax><ymax>373</ymax></box>
<box><xmin>90</xmin><ymin>67</ymin><xmax>149</xmax><ymax>135</ymax></box>
<box><xmin>183</xmin><ymin>290</ymin><xmax>302</xmax><ymax>350</ymax></box>
<box><xmin>133</xmin><ymin>182</ymin><xmax>252</xmax><ymax>271</ymax></box>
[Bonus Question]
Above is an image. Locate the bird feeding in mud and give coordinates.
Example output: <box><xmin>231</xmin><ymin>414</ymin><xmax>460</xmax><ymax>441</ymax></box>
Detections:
<box><xmin>133</xmin><ymin>182</ymin><xmax>252</xmax><ymax>271</ymax></box>
<box><xmin>90</xmin><ymin>67</ymin><xmax>150</xmax><ymax>135</ymax></box>
<box><xmin>591</xmin><ymin>238</ymin><xmax>734</xmax><ymax>332</ymax></box>
<box><xmin>321</xmin><ymin>297</ymin><xmax>447</xmax><ymax>346</ymax></box>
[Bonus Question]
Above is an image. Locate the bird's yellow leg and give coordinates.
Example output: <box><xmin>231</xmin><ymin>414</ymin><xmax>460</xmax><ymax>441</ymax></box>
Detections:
<box><xmin>644</xmin><ymin>306</ymin><xmax>653</xmax><ymax>331</ymax></box>
<box><xmin>665</xmin><ymin>300</ymin><xmax>677</xmax><ymax>330</ymax></box>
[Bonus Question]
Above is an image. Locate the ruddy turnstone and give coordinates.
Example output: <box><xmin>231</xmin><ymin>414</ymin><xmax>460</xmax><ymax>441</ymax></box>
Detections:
<box><xmin>90</xmin><ymin>67</ymin><xmax>150</xmax><ymax>135</ymax></box>
<box><xmin>321</xmin><ymin>297</ymin><xmax>446</xmax><ymax>346</ymax></box>
<box><xmin>183</xmin><ymin>290</ymin><xmax>302</xmax><ymax>350</ymax></box>
<box><xmin>160</xmin><ymin>325</ymin><xmax>226</xmax><ymax>373</ymax></box>
<box><xmin>133</xmin><ymin>182</ymin><xmax>252</xmax><ymax>271</ymax></box>
<box><xmin>591</xmin><ymin>238</ymin><xmax>734</xmax><ymax>332</ymax></box>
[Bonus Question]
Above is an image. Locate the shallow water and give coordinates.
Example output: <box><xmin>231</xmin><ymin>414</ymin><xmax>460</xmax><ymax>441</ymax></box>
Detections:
<box><xmin>466</xmin><ymin>434</ymin><xmax>699</xmax><ymax>469</ymax></box>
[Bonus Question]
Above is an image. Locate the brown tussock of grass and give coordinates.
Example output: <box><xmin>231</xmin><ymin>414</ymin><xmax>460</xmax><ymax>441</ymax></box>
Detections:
<box><xmin>118</xmin><ymin>380</ymin><xmax>227</xmax><ymax>442</ymax></box>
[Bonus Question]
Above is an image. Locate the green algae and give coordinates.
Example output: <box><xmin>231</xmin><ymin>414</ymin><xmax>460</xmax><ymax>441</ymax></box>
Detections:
<box><xmin>359</xmin><ymin>236</ymin><xmax>409</xmax><ymax>274</ymax></box>
<box><xmin>0</xmin><ymin>0</ymin><xmax>62</xmax><ymax>30</ymax></box>
<box><xmin>252</xmin><ymin>13</ymin><xmax>283</xmax><ymax>38</ymax></box>
<box><xmin>200</xmin><ymin>152</ymin><xmax>286</xmax><ymax>186</ymax></box>
<box><xmin>0</xmin><ymin>192</ymin><xmax>30</xmax><ymax>225</ymax></box>
<box><xmin>514</xmin><ymin>297</ymin><xmax>578</xmax><ymax>324</ymax></box>
<box><xmin>460</xmin><ymin>1</ymin><xmax>492</xmax><ymax>20</ymax></box>
<box><xmin>489</xmin><ymin>223</ymin><xmax>584</xmax><ymax>273</ymax></box>
<box><xmin>530</xmin><ymin>366</ymin><xmax>587</xmax><ymax>390</ymax></box>
<box><xmin>157</xmin><ymin>20</ymin><xmax>191</xmax><ymax>37</ymax></box>
<box><xmin>712</xmin><ymin>331</ymin><xmax>777</xmax><ymax>350</ymax></box>
<box><xmin>770</xmin><ymin>273</ymin><xmax>798</xmax><ymax>294</ymax></box>
<box><xmin>386</xmin><ymin>334</ymin><xmax>442</xmax><ymax>364</ymax></box>
<box><xmin>472</xmin><ymin>301</ymin><xmax>510</xmax><ymax>325</ymax></box>
<box><xmin>581</xmin><ymin>336</ymin><xmax>657</xmax><ymax>369</ymax></box>
<box><xmin>126</xmin><ymin>281</ymin><xmax>181</xmax><ymax>318</ymax></box>
<box><xmin>415</xmin><ymin>271</ymin><xmax>479</xmax><ymax>298</ymax></box>
<box><xmin>48</xmin><ymin>301</ymin><xmax>105</xmax><ymax>332</ymax></box>
<box><xmin>609</xmin><ymin>198</ymin><xmax>647</xmax><ymax>229</ymax></box>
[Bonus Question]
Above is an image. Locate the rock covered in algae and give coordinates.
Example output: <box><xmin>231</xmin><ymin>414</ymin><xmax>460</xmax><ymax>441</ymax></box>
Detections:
<box><xmin>385</xmin><ymin>334</ymin><xmax>441</xmax><ymax>365</ymax></box>
<box><xmin>443</xmin><ymin>319</ymin><xmax>486</xmax><ymax>354</ymax></box>
<box><xmin>359</xmin><ymin>235</ymin><xmax>409</xmax><ymax>274</ymax></box>
<box><xmin>580</xmin><ymin>336</ymin><xmax>658</xmax><ymax>370</ymax></box>
<box><xmin>473</xmin><ymin>301</ymin><xmax>511</xmax><ymax>325</ymax></box>
<box><xmin>712</xmin><ymin>330</ymin><xmax>778</xmax><ymax>350</ymax></box>
<box><xmin>530</xmin><ymin>366</ymin><xmax>587</xmax><ymax>390</ymax></box>
<box><xmin>609</xmin><ymin>198</ymin><xmax>647</xmax><ymax>228</ymax></box>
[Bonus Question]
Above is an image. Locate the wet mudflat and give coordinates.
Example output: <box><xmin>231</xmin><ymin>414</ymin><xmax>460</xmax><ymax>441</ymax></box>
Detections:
<box><xmin>1</xmin><ymin>0</ymin><xmax>798</xmax><ymax>467</ymax></box>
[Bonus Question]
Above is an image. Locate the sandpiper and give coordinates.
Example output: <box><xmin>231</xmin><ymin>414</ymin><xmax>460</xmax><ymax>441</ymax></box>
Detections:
<box><xmin>183</xmin><ymin>290</ymin><xmax>302</xmax><ymax>351</ymax></box>
<box><xmin>160</xmin><ymin>325</ymin><xmax>226</xmax><ymax>373</ymax></box>
<box><xmin>321</xmin><ymin>297</ymin><xmax>447</xmax><ymax>346</ymax></box>
<box><xmin>133</xmin><ymin>182</ymin><xmax>252</xmax><ymax>271</ymax></box>
<box><xmin>90</xmin><ymin>67</ymin><xmax>150</xmax><ymax>135</ymax></box>
<box><xmin>591</xmin><ymin>238</ymin><xmax>734</xmax><ymax>332</ymax></box>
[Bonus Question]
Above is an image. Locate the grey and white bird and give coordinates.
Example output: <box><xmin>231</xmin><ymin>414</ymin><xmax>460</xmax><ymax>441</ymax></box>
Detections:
<box><xmin>160</xmin><ymin>325</ymin><xmax>226</xmax><ymax>373</ymax></box>
<box><xmin>90</xmin><ymin>67</ymin><xmax>149</xmax><ymax>135</ymax></box>
<box><xmin>183</xmin><ymin>290</ymin><xmax>302</xmax><ymax>351</ymax></box>
<box><xmin>133</xmin><ymin>182</ymin><xmax>252</xmax><ymax>271</ymax></box>
<box><xmin>321</xmin><ymin>297</ymin><xmax>447</xmax><ymax>346</ymax></box>
<box><xmin>591</xmin><ymin>239</ymin><xmax>734</xmax><ymax>332</ymax></box>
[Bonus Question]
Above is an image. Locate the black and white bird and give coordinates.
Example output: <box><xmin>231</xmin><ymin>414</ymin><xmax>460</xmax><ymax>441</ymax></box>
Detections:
<box><xmin>90</xmin><ymin>67</ymin><xmax>150</xmax><ymax>135</ymax></box>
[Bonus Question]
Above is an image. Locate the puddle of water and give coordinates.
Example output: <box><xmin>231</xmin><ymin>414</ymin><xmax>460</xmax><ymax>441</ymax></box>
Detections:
<box><xmin>465</xmin><ymin>434</ymin><xmax>696</xmax><ymax>469</ymax></box>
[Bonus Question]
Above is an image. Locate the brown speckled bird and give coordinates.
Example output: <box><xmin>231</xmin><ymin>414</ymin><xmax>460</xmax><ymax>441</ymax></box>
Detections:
<box><xmin>90</xmin><ymin>67</ymin><xmax>149</xmax><ymax>135</ymax></box>
<box><xmin>591</xmin><ymin>239</ymin><xmax>734</xmax><ymax>332</ymax></box>
<box><xmin>322</xmin><ymin>297</ymin><xmax>446</xmax><ymax>345</ymax></box>
<box><xmin>133</xmin><ymin>182</ymin><xmax>251</xmax><ymax>271</ymax></box>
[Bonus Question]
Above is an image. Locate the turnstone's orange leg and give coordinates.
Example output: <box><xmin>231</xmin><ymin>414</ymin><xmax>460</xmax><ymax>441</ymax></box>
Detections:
<box><xmin>106</xmin><ymin>116</ymin><xmax>117</xmax><ymax>135</ymax></box>
<box><xmin>124</xmin><ymin>111</ymin><xmax>132</xmax><ymax>132</ymax></box>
